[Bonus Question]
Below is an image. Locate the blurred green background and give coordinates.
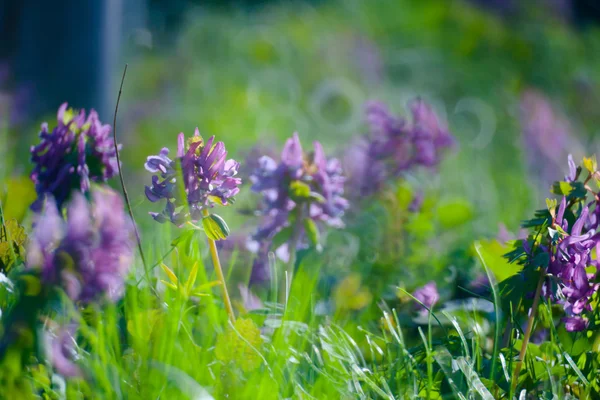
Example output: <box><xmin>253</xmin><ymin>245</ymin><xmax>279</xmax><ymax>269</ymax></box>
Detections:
<box><xmin>3</xmin><ymin>0</ymin><xmax>600</xmax><ymax>251</ymax></box>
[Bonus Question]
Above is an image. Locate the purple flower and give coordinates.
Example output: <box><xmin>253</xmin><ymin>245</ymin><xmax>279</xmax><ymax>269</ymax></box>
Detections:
<box><xmin>345</xmin><ymin>99</ymin><xmax>454</xmax><ymax>197</ymax></box>
<box><xmin>238</xmin><ymin>284</ymin><xmax>263</xmax><ymax>311</ymax></box>
<box><xmin>544</xmin><ymin>195</ymin><xmax>600</xmax><ymax>331</ymax></box>
<box><xmin>249</xmin><ymin>133</ymin><xmax>348</xmax><ymax>257</ymax></box>
<box><xmin>519</xmin><ymin>90</ymin><xmax>582</xmax><ymax>187</ymax></box>
<box><xmin>30</xmin><ymin>103</ymin><xmax>119</xmax><ymax>212</ymax></box>
<box><xmin>247</xmin><ymin>133</ymin><xmax>348</xmax><ymax>282</ymax></box>
<box><xmin>413</xmin><ymin>281</ymin><xmax>439</xmax><ymax>311</ymax></box>
<box><xmin>353</xmin><ymin>36</ymin><xmax>384</xmax><ymax>85</ymax></box>
<box><xmin>27</xmin><ymin>188</ymin><xmax>134</xmax><ymax>303</ymax></box>
<box><xmin>46</xmin><ymin>323</ymin><xmax>80</xmax><ymax>377</ymax></box>
<box><xmin>144</xmin><ymin>129</ymin><xmax>241</xmax><ymax>225</ymax></box>
<box><xmin>562</xmin><ymin>316</ymin><xmax>589</xmax><ymax>333</ymax></box>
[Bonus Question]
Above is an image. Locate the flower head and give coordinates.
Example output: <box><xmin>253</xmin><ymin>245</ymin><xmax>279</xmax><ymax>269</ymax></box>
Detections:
<box><xmin>27</xmin><ymin>188</ymin><xmax>134</xmax><ymax>303</ymax></box>
<box><xmin>519</xmin><ymin>90</ymin><xmax>582</xmax><ymax>187</ymax></box>
<box><xmin>345</xmin><ymin>99</ymin><xmax>454</xmax><ymax>197</ymax></box>
<box><xmin>144</xmin><ymin>129</ymin><xmax>241</xmax><ymax>225</ymax></box>
<box><xmin>545</xmin><ymin>196</ymin><xmax>600</xmax><ymax>331</ymax></box>
<box><xmin>248</xmin><ymin>133</ymin><xmax>348</xmax><ymax>262</ymax></box>
<box><xmin>413</xmin><ymin>281</ymin><xmax>439</xmax><ymax>312</ymax></box>
<box><xmin>30</xmin><ymin>103</ymin><xmax>119</xmax><ymax>211</ymax></box>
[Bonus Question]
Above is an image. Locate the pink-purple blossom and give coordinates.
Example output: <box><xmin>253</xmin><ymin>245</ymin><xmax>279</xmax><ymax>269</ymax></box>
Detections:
<box><xmin>144</xmin><ymin>129</ymin><xmax>241</xmax><ymax>225</ymax></box>
<box><xmin>345</xmin><ymin>99</ymin><xmax>454</xmax><ymax>197</ymax></box>
<box><xmin>27</xmin><ymin>188</ymin><xmax>134</xmax><ymax>303</ymax></box>
<box><xmin>30</xmin><ymin>103</ymin><xmax>119</xmax><ymax>212</ymax></box>
<box><xmin>413</xmin><ymin>281</ymin><xmax>439</xmax><ymax>312</ymax></box>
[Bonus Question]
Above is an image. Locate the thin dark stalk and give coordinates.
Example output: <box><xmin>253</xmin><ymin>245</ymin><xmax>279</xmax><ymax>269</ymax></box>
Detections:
<box><xmin>112</xmin><ymin>65</ymin><xmax>151</xmax><ymax>287</ymax></box>
<box><xmin>511</xmin><ymin>267</ymin><xmax>546</xmax><ymax>393</ymax></box>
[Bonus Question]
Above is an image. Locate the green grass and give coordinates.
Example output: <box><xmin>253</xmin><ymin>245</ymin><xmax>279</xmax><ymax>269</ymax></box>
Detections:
<box><xmin>3</xmin><ymin>0</ymin><xmax>600</xmax><ymax>398</ymax></box>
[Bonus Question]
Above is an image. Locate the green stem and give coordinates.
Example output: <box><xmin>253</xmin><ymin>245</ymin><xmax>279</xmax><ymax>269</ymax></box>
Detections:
<box><xmin>202</xmin><ymin>208</ymin><xmax>235</xmax><ymax>323</ymax></box>
<box><xmin>285</xmin><ymin>204</ymin><xmax>305</xmax><ymax>300</ymax></box>
<box><xmin>511</xmin><ymin>268</ymin><xmax>545</xmax><ymax>392</ymax></box>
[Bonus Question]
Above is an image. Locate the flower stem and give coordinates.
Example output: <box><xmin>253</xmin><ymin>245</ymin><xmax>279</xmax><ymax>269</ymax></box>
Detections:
<box><xmin>286</xmin><ymin>204</ymin><xmax>305</xmax><ymax>291</ymax></box>
<box><xmin>511</xmin><ymin>267</ymin><xmax>546</xmax><ymax>392</ymax></box>
<box><xmin>202</xmin><ymin>209</ymin><xmax>235</xmax><ymax>323</ymax></box>
<box><xmin>112</xmin><ymin>64</ymin><xmax>151</xmax><ymax>289</ymax></box>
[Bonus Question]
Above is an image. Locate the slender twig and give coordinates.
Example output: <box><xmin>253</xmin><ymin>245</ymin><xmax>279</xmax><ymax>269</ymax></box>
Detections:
<box><xmin>202</xmin><ymin>208</ymin><xmax>235</xmax><ymax>323</ymax></box>
<box><xmin>511</xmin><ymin>267</ymin><xmax>546</xmax><ymax>392</ymax></box>
<box><xmin>112</xmin><ymin>65</ymin><xmax>151</xmax><ymax>286</ymax></box>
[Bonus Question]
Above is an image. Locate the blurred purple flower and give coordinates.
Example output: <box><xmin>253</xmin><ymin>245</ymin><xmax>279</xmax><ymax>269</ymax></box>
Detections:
<box><xmin>27</xmin><ymin>188</ymin><xmax>134</xmax><ymax>303</ymax></box>
<box><xmin>250</xmin><ymin>133</ymin><xmax>348</xmax><ymax>230</ymax></box>
<box><xmin>562</xmin><ymin>316</ymin><xmax>588</xmax><ymax>332</ymax></box>
<box><xmin>413</xmin><ymin>281</ymin><xmax>439</xmax><ymax>312</ymax></box>
<box><xmin>144</xmin><ymin>129</ymin><xmax>241</xmax><ymax>225</ymax></box>
<box><xmin>353</xmin><ymin>36</ymin><xmax>384</xmax><ymax>85</ymax></box>
<box><xmin>520</xmin><ymin>90</ymin><xmax>582</xmax><ymax>188</ymax></box>
<box><xmin>46</xmin><ymin>324</ymin><xmax>80</xmax><ymax>377</ymax></box>
<box><xmin>30</xmin><ymin>103</ymin><xmax>119</xmax><ymax>212</ymax></box>
<box><xmin>345</xmin><ymin>99</ymin><xmax>454</xmax><ymax>197</ymax></box>
<box><xmin>249</xmin><ymin>133</ymin><xmax>348</xmax><ymax>281</ymax></box>
<box><xmin>238</xmin><ymin>284</ymin><xmax>263</xmax><ymax>311</ymax></box>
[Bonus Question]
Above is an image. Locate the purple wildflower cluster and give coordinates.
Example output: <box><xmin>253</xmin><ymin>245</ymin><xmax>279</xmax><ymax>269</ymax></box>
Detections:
<box><xmin>30</xmin><ymin>103</ymin><xmax>119</xmax><ymax>211</ymax></box>
<box><xmin>520</xmin><ymin>90</ymin><xmax>582</xmax><ymax>188</ymax></box>
<box><xmin>248</xmin><ymin>133</ymin><xmax>348</xmax><ymax>282</ymax></box>
<box><xmin>545</xmin><ymin>195</ymin><xmax>600</xmax><ymax>331</ymax></box>
<box><xmin>144</xmin><ymin>129</ymin><xmax>241</xmax><ymax>225</ymax></box>
<box><xmin>27</xmin><ymin>188</ymin><xmax>134</xmax><ymax>303</ymax></box>
<box><xmin>345</xmin><ymin>99</ymin><xmax>454</xmax><ymax>197</ymax></box>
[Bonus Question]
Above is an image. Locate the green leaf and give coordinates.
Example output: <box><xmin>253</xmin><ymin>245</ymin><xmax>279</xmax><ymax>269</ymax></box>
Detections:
<box><xmin>271</xmin><ymin>226</ymin><xmax>293</xmax><ymax>250</ymax></box>
<box><xmin>396</xmin><ymin>183</ymin><xmax>414</xmax><ymax>210</ymax></box>
<box><xmin>475</xmin><ymin>240</ymin><xmax>523</xmax><ymax>283</ymax></box>
<box><xmin>202</xmin><ymin>214</ymin><xmax>230</xmax><ymax>241</ymax></box>
<box><xmin>551</xmin><ymin>181</ymin><xmax>586</xmax><ymax>200</ymax></box>
<box><xmin>583</xmin><ymin>155</ymin><xmax>597</xmax><ymax>174</ymax></box>
<box><xmin>288</xmin><ymin>181</ymin><xmax>311</xmax><ymax>201</ymax></box>
<box><xmin>308</xmin><ymin>191</ymin><xmax>326</xmax><ymax>203</ymax></box>
<box><xmin>1</xmin><ymin>176</ymin><xmax>36</xmax><ymax>223</ymax></box>
<box><xmin>436</xmin><ymin>199</ymin><xmax>473</xmax><ymax>229</ymax></box>
<box><xmin>171</xmin><ymin>229</ymin><xmax>196</xmax><ymax>247</ymax></box>
<box><xmin>303</xmin><ymin>218</ymin><xmax>320</xmax><ymax>248</ymax></box>
<box><xmin>0</xmin><ymin>219</ymin><xmax>27</xmax><ymax>273</ymax></box>
<box><xmin>405</xmin><ymin>213</ymin><xmax>435</xmax><ymax>238</ymax></box>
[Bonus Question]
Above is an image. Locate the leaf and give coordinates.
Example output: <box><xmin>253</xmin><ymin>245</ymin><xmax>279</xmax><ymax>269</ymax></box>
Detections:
<box><xmin>396</xmin><ymin>183</ymin><xmax>414</xmax><ymax>210</ymax></box>
<box><xmin>270</xmin><ymin>226</ymin><xmax>293</xmax><ymax>250</ymax></box>
<box><xmin>552</xmin><ymin>181</ymin><xmax>573</xmax><ymax>196</ymax></box>
<box><xmin>405</xmin><ymin>213</ymin><xmax>434</xmax><ymax>238</ymax></box>
<box><xmin>160</xmin><ymin>263</ymin><xmax>178</xmax><ymax>285</ymax></box>
<box><xmin>171</xmin><ymin>229</ymin><xmax>196</xmax><ymax>247</ymax></box>
<box><xmin>215</xmin><ymin>318</ymin><xmax>263</xmax><ymax>372</ymax></box>
<box><xmin>436</xmin><ymin>198</ymin><xmax>473</xmax><ymax>229</ymax></box>
<box><xmin>202</xmin><ymin>214</ymin><xmax>230</xmax><ymax>241</ymax></box>
<box><xmin>303</xmin><ymin>218</ymin><xmax>320</xmax><ymax>248</ymax></box>
<box><xmin>551</xmin><ymin>181</ymin><xmax>586</xmax><ymax>200</ymax></box>
<box><xmin>475</xmin><ymin>240</ymin><xmax>523</xmax><ymax>283</ymax></box>
<box><xmin>288</xmin><ymin>181</ymin><xmax>311</xmax><ymax>201</ymax></box>
<box><xmin>1</xmin><ymin>177</ymin><xmax>36</xmax><ymax>223</ymax></box>
<box><xmin>0</xmin><ymin>219</ymin><xmax>27</xmax><ymax>273</ymax></box>
<box><xmin>583</xmin><ymin>155</ymin><xmax>597</xmax><ymax>174</ymax></box>
<box><xmin>308</xmin><ymin>192</ymin><xmax>326</xmax><ymax>203</ymax></box>
<box><xmin>185</xmin><ymin>262</ymin><xmax>199</xmax><ymax>295</ymax></box>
